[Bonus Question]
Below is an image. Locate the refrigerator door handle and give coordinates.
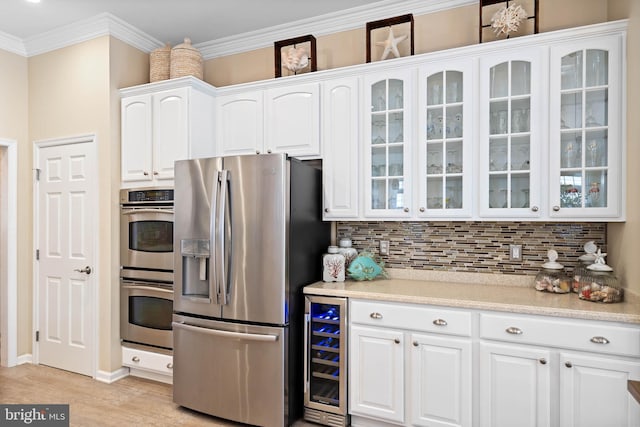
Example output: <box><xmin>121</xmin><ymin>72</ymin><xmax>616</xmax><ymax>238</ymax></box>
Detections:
<box><xmin>172</xmin><ymin>321</ymin><xmax>279</xmax><ymax>342</ymax></box>
<box><xmin>216</xmin><ymin>169</ymin><xmax>230</xmax><ymax>306</ymax></box>
<box><xmin>210</xmin><ymin>169</ymin><xmax>220</xmax><ymax>305</ymax></box>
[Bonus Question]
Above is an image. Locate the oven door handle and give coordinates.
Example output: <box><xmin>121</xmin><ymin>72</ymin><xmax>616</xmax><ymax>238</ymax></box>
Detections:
<box><xmin>122</xmin><ymin>284</ymin><xmax>173</xmax><ymax>294</ymax></box>
<box><xmin>172</xmin><ymin>322</ymin><xmax>278</xmax><ymax>342</ymax></box>
<box><xmin>121</xmin><ymin>208</ymin><xmax>174</xmax><ymax>215</ymax></box>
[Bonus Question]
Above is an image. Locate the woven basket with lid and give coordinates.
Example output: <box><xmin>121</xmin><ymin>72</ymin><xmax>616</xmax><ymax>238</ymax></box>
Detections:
<box><xmin>170</xmin><ymin>38</ymin><xmax>203</xmax><ymax>79</ymax></box>
<box><xmin>150</xmin><ymin>43</ymin><xmax>171</xmax><ymax>82</ymax></box>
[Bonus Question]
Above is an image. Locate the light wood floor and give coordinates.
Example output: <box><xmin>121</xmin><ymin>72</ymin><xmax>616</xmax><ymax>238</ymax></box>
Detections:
<box><xmin>0</xmin><ymin>364</ymin><xmax>316</xmax><ymax>427</ymax></box>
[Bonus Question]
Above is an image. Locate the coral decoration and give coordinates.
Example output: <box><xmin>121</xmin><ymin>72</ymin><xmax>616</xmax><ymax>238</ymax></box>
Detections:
<box><xmin>491</xmin><ymin>4</ymin><xmax>528</xmax><ymax>36</ymax></box>
<box><xmin>281</xmin><ymin>46</ymin><xmax>309</xmax><ymax>73</ymax></box>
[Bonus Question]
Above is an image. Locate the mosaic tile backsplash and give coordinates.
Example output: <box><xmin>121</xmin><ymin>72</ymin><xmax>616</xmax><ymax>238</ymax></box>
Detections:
<box><xmin>337</xmin><ymin>222</ymin><xmax>606</xmax><ymax>275</ymax></box>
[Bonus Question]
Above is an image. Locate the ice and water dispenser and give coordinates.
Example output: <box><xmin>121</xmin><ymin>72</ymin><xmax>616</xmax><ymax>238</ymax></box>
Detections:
<box><xmin>180</xmin><ymin>239</ymin><xmax>210</xmax><ymax>298</ymax></box>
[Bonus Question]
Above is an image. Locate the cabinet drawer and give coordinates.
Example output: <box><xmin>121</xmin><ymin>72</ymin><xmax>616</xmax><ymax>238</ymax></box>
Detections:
<box><xmin>480</xmin><ymin>313</ymin><xmax>640</xmax><ymax>357</ymax></box>
<box><xmin>350</xmin><ymin>300</ymin><xmax>472</xmax><ymax>337</ymax></box>
<box><xmin>122</xmin><ymin>346</ymin><xmax>174</xmax><ymax>375</ymax></box>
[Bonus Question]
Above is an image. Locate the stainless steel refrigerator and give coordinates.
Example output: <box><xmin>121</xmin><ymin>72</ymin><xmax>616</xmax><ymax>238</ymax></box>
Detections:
<box><xmin>172</xmin><ymin>153</ymin><xmax>330</xmax><ymax>427</ymax></box>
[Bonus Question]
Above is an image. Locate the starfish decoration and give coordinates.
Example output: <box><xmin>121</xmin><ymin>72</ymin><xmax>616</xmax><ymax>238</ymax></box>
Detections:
<box><xmin>376</xmin><ymin>26</ymin><xmax>408</xmax><ymax>60</ymax></box>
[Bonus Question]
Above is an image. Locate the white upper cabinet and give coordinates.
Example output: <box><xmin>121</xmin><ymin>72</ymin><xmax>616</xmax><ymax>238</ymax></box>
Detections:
<box><xmin>216</xmin><ymin>90</ymin><xmax>264</xmax><ymax>156</ymax></box>
<box><xmin>217</xmin><ymin>82</ymin><xmax>320</xmax><ymax>158</ymax></box>
<box><xmin>120</xmin><ymin>77</ymin><xmax>216</xmax><ymax>188</ymax></box>
<box><xmin>548</xmin><ymin>34</ymin><xmax>624</xmax><ymax>219</ymax></box>
<box><xmin>418</xmin><ymin>60</ymin><xmax>474</xmax><ymax>218</ymax></box>
<box><xmin>265</xmin><ymin>82</ymin><xmax>321</xmax><ymax>158</ymax></box>
<box><xmin>478</xmin><ymin>49</ymin><xmax>544</xmax><ymax>219</ymax></box>
<box><xmin>363</xmin><ymin>70</ymin><xmax>414</xmax><ymax>219</ymax></box>
<box><xmin>322</xmin><ymin>76</ymin><xmax>360</xmax><ymax>220</ymax></box>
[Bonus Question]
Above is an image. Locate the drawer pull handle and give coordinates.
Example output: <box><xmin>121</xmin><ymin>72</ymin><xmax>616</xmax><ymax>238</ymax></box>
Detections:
<box><xmin>590</xmin><ymin>336</ymin><xmax>610</xmax><ymax>345</ymax></box>
<box><xmin>167</xmin><ymin>363</ymin><xmax>173</xmax><ymax>369</ymax></box>
<box><xmin>433</xmin><ymin>318</ymin><xmax>448</xmax><ymax>326</ymax></box>
<box><xmin>539</xmin><ymin>358</ymin><xmax>547</xmax><ymax>365</ymax></box>
<box><xmin>506</xmin><ymin>327</ymin><xmax>523</xmax><ymax>335</ymax></box>
<box><xmin>394</xmin><ymin>338</ymin><xmax>400</xmax><ymax>344</ymax></box>
<box><xmin>370</xmin><ymin>312</ymin><xmax>383</xmax><ymax>319</ymax></box>
<box><xmin>413</xmin><ymin>341</ymin><xmax>419</xmax><ymax>347</ymax></box>
<box><xmin>565</xmin><ymin>361</ymin><xmax>573</xmax><ymax>368</ymax></box>
<box><xmin>131</xmin><ymin>356</ymin><xmax>140</xmax><ymax>363</ymax></box>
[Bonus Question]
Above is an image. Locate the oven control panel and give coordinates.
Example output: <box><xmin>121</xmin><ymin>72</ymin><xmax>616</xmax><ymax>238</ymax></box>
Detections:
<box><xmin>121</xmin><ymin>188</ymin><xmax>174</xmax><ymax>204</ymax></box>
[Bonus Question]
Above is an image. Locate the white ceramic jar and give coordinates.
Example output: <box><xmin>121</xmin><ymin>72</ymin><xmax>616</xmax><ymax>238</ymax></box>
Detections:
<box><xmin>323</xmin><ymin>246</ymin><xmax>345</xmax><ymax>282</ymax></box>
<box><xmin>338</xmin><ymin>238</ymin><xmax>358</xmax><ymax>268</ymax></box>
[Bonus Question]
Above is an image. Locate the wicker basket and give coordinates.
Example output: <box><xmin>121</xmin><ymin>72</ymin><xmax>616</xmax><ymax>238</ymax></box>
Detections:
<box><xmin>150</xmin><ymin>43</ymin><xmax>171</xmax><ymax>82</ymax></box>
<box><xmin>170</xmin><ymin>38</ymin><xmax>203</xmax><ymax>80</ymax></box>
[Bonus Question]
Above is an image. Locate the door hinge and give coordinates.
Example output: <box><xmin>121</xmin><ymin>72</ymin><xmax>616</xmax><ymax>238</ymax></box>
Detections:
<box><xmin>35</xmin><ymin>331</ymin><xmax>39</xmax><ymax>342</ymax></box>
<box><xmin>34</xmin><ymin>168</ymin><xmax>41</xmax><ymax>181</ymax></box>
<box><xmin>35</xmin><ymin>249</ymin><xmax>39</xmax><ymax>260</ymax></box>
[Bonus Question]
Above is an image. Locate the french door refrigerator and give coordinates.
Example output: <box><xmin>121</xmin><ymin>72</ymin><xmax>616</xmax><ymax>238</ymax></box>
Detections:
<box><xmin>172</xmin><ymin>153</ymin><xmax>330</xmax><ymax>427</ymax></box>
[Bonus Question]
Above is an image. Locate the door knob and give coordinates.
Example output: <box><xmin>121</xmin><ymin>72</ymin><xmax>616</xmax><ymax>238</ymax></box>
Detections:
<box><xmin>74</xmin><ymin>266</ymin><xmax>92</xmax><ymax>275</ymax></box>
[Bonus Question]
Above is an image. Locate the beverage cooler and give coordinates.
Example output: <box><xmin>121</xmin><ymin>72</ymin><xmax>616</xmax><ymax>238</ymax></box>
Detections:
<box><xmin>304</xmin><ymin>295</ymin><xmax>349</xmax><ymax>427</ymax></box>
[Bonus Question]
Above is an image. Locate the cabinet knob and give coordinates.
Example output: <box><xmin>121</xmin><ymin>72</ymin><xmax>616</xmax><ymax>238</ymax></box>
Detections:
<box><xmin>131</xmin><ymin>356</ymin><xmax>140</xmax><ymax>363</ymax></box>
<box><xmin>505</xmin><ymin>326</ymin><xmax>523</xmax><ymax>335</ymax></box>
<box><xmin>143</xmin><ymin>171</ymin><xmax>149</xmax><ymax>176</ymax></box>
<box><xmin>432</xmin><ymin>318</ymin><xmax>448</xmax><ymax>326</ymax></box>
<box><xmin>553</xmin><ymin>205</ymin><xmax>560</xmax><ymax>212</ymax></box>
<box><xmin>413</xmin><ymin>341</ymin><xmax>419</xmax><ymax>347</ymax></box>
<box><xmin>153</xmin><ymin>171</ymin><xmax>158</xmax><ymax>176</ymax></box>
<box><xmin>419</xmin><ymin>207</ymin><xmax>425</xmax><ymax>212</ymax></box>
<box><xmin>256</xmin><ymin>150</ymin><xmax>261</xmax><ymax>154</ymax></box>
<box><xmin>403</xmin><ymin>207</ymin><xmax>409</xmax><ymax>213</ymax></box>
<box><xmin>531</xmin><ymin>206</ymin><xmax>539</xmax><ymax>212</ymax></box>
<box><xmin>267</xmin><ymin>149</ymin><xmax>272</xmax><ymax>154</ymax></box>
<box><xmin>167</xmin><ymin>362</ymin><xmax>173</xmax><ymax>369</ymax></box>
<box><xmin>394</xmin><ymin>338</ymin><xmax>400</xmax><ymax>344</ymax></box>
<box><xmin>324</xmin><ymin>208</ymin><xmax>329</xmax><ymax>213</ymax></box>
<box><xmin>590</xmin><ymin>336</ymin><xmax>610</xmax><ymax>345</ymax></box>
<box><xmin>565</xmin><ymin>361</ymin><xmax>573</xmax><ymax>368</ymax></box>
<box><xmin>369</xmin><ymin>312</ymin><xmax>383</xmax><ymax>319</ymax></box>
<box><xmin>539</xmin><ymin>358</ymin><xmax>547</xmax><ymax>365</ymax></box>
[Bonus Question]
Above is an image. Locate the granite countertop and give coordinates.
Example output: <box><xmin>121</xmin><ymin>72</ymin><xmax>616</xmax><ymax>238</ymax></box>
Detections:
<box><xmin>304</xmin><ymin>270</ymin><xmax>640</xmax><ymax>325</ymax></box>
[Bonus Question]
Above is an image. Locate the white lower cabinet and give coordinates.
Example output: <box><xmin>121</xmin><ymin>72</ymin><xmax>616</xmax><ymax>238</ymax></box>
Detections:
<box><xmin>559</xmin><ymin>352</ymin><xmax>640</xmax><ymax>427</ymax></box>
<box><xmin>349</xmin><ymin>300</ymin><xmax>472</xmax><ymax>427</ymax></box>
<box><xmin>410</xmin><ymin>333</ymin><xmax>472</xmax><ymax>427</ymax></box>
<box><xmin>122</xmin><ymin>346</ymin><xmax>173</xmax><ymax>384</ymax></box>
<box><xmin>350</xmin><ymin>325</ymin><xmax>405</xmax><ymax>424</ymax></box>
<box><xmin>479</xmin><ymin>312</ymin><xmax>640</xmax><ymax>427</ymax></box>
<box><xmin>479</xmin><ymin>342</ymin><xmax>552</xmax><ymax>427</ymax></box>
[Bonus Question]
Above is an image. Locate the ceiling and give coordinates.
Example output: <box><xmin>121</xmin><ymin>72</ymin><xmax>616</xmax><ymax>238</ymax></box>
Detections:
<box><xmin>0</xmin><ymin>0</ymin><xmax>397</xmax><ymax>46</ymax></box>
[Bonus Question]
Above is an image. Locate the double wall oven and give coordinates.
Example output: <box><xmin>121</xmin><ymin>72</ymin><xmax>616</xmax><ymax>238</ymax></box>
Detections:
<box><xmin>120</xmin><ymin>188</ymin><xmax>174</xmax><ymax>350</ymax></box>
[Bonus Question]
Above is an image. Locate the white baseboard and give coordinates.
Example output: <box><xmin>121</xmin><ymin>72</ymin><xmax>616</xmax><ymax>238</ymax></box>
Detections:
<box><xmin>128</xmin><ymin>367</ymin><xmax>173</xmax><ymax>385</ymax></box>
<box><xmin>95</xmin><ymin>367</ymin><xmax>129</xmax><ymax>384</ymax></box>
<box><xmin>16</xmin><ymin>354</ymin><xmax>33</xmax><ymax>365</ymax></box>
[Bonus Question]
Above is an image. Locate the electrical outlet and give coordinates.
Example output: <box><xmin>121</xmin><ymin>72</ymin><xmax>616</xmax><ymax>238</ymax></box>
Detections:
<box><xmin>510</xmin><ymin>244</ymin><xmax>523</xmax><ymax>261</ymax></box>
<box><xmin>380</xmin><ymin>240</ymin><xmax>390</xmax><ymax>256</ymax></box>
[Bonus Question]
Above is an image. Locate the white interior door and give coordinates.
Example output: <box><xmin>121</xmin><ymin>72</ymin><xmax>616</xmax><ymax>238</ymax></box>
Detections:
<box><xmin>36</xmin><ymin>136</ymin><xmax>96</xmax><ymax>376</ymax></box>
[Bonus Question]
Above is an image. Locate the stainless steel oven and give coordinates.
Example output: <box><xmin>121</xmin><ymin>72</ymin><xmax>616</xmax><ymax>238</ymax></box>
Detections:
<box><xmin>121</xmin><ymin>278</ymin><xmax>173</xmax><ymax>350</ymax></box>
<box><xmin>120</xmin><ymin>187</ymin><xmax>174</xmax><ymax>349</ymax></box>
<box><xmin>120</xmin><ymin>188</ymin><xmax>174</xmax><ymax>281</ymax></box>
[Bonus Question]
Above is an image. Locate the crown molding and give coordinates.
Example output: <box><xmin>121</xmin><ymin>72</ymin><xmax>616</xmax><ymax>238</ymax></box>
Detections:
<box><xmin>1</xmin><ymin>0</ymin><xmax>474</xmax><ymax>58</ymax></box>
<box><xmin>23</xmin><ymin>12</ymin><xmax>162</xmax><ymax>57</ymax></box>
<box><xmin>0</xmin><ymin>31</ymin><xmax>27</xmax><ymax>57</ymax></box>
<box><xmin>196</xmin><ymin>0</ymin><xmax>475</xmax><ymax>59</ymax></box>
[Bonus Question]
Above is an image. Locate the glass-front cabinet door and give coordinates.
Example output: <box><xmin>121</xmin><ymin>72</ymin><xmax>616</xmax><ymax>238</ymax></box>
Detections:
<box><xmin>479</xmin><ymin>51</ymin><xmax>542</xmax><ymax>218</ymax></box>
<box><xmin>364</xmin><ymin>70</ymin><xmax>413</xmax><ymax>218</ymax></box>
<box><xmin>418</xmin><ymin>61</ymin><xmax>473</xmax><ymax>218</ymax></box>
<box><xmin>549</xmin><ymin>36</ymin><xmax>623</xmax><ymax>219</ymax></box>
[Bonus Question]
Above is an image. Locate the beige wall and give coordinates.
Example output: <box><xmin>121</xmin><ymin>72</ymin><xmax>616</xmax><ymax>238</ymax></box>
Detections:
<box><xmin>204</xmin><ymin>0</ymin><xmax>613</xmax><ymax>87</ymax></box>
<box><xmin>609</xmin><ymin>0</ymin><xmax>639</xmax><ymax>295</ymax></box>
<box><xmin>0</xmin><ymin>49</ymin><xmax>29</xmax><ymax>355</ymax></box>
